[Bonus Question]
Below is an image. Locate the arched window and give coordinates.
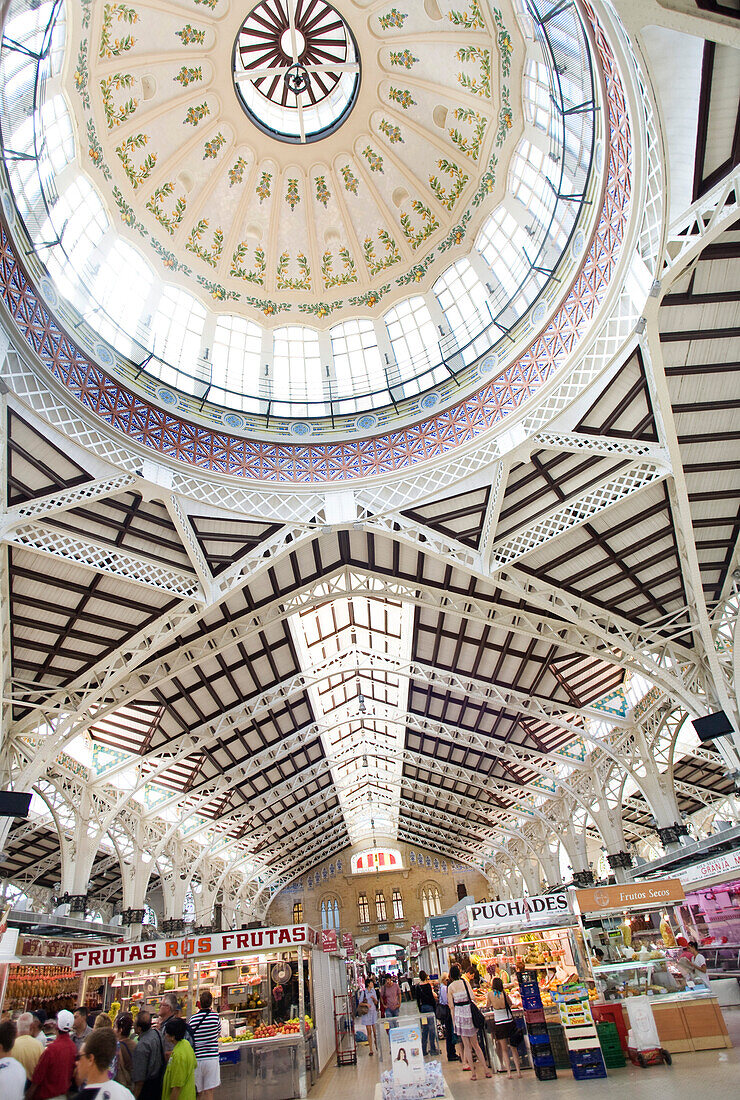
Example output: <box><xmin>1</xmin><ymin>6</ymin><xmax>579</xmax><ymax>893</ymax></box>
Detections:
<box><xmin>375</xmin><ymin>891</ymin><xmax>387</xmax><ymax>922</ymax></box>
<box><xmin>321</xmin><ymin>897</ymin><xmax>340</xmax><ymax>930</ymax></box>
<box><xmin>421</xmin><ymin>886</ymin><xmax>442</xmax><ymax>918</ymax></box>
<box><xmin>392</xmin><ymin>888</ymin><xmax>404</xmax><ymax>920</ymax></box>
<box><xmin>293</xmin><ymin>901</ymin><xmax>304</xmax><ymax>923</ymax></box>
<box><xmin>358</xmin><ymin>893</ymin><xmax>370</xmax><ymax>924</ymax></box>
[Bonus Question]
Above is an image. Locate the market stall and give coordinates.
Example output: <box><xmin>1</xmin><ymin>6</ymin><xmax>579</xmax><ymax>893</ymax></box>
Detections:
<box><xmin>72</xmin><ymin>924</ymin><xmax>343</xmax><ymax>1099</ymax></box>
<box><xmin>452</xmin><ymin>892</ymin><xmax>596</xmax><ymax>1076</ymax></box>
<box><xmin>574</xmin><ymin>880</ymin><xmax>732</xmax><ymax>1054</ymax></box>
<box><xmin>0</xmin><ymin>932</ymin><xmax>100</xmax><ymax>1016</ymax></box>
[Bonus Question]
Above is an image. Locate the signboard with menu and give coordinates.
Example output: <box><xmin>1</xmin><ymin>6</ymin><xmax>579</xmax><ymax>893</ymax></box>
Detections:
<box><xmin>575</xmin><ymin>879</ymin><xmax>685</xmax><ymax>913</ymax></box>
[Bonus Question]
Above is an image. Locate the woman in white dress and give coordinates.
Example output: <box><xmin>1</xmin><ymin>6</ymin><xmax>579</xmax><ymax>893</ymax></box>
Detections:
<box><xmin>446</xmin><ymin>964</ymin><xmax>491</xmax><ymax>1080</ymax></box>
<box><xmin>358</xmin><ymin>977</ymin><xmax>380</xmax><ymax>1056</ymax></box>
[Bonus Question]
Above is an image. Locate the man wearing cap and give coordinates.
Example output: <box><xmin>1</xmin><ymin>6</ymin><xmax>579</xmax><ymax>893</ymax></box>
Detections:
<box><xmin>26</xmin><ymin>1009</ymin><xmax>77</xmax><ymax>1100</ymax></box>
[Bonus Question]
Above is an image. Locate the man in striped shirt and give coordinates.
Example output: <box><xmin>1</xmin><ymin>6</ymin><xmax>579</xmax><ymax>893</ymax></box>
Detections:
<box><xmin>188</xmin><ymin>990</ymin><xmax>220</xmax><ymax>1100</ymax></box>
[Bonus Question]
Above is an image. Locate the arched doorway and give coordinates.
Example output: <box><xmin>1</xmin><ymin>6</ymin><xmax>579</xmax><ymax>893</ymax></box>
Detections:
<box><xmin>366</xmin><ymin>942</ymin><xmax>406</xmax><ymax>976</ymax></box>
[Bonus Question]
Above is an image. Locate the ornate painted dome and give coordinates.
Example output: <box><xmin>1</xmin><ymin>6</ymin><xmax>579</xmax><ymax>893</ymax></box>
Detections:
<box><xmin>0</xmin><ymin>0</ymin><xmax>604</xmax><ymax>445</ymax></box>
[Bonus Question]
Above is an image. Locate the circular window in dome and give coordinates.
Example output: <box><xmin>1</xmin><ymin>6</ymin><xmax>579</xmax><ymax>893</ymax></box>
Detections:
<box><xmin>233</xmin><ymin>0</ymin><xmax>361</xmax><ymax>144</ymax></box>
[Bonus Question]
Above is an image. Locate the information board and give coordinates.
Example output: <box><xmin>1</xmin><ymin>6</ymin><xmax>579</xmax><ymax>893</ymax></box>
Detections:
<box><xmin>389</xmin><ymin>1023</ymin><xmax>426</xmax><ymax>1086</ymax></box>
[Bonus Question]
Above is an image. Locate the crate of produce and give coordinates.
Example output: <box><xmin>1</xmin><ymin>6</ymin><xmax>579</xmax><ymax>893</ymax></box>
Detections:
<box><xmin>523</xmin><ymin>1008</ymin><xmax>546</xmax><ymax>1024</ymax></box>
<box><xmin>569</xmin><ymin>1048</ymin><xmax>605</xmax><ymax>1068</ymax></box>
<box><xmin>529</xmin><ymin>1031</ymin><xmax>552</xmax><ymax>1046</ymax></box>
<box><xmin>535</xmin><ymin>1064</ymin><xmax>557</xmax><ymax>1081</ymax></box>
<box><xmin>527</xmin><ymin>1022</ymin><xmax>550</xmax><ymax>1039</ymax></box>
<box><xmin>532</xmin><ymin>1051</ymin><xmax>555</xmax><ymax>1068</ymax></box>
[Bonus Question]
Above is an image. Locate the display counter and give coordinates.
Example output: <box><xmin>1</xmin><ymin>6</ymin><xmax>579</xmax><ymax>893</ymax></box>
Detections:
<box><xmin>594</xmin><ymin>992</ymin><xmax>730</xmax><ymax>1053</ymax></box>
<box><xmin>217</xmin><ymin>1031</ymin><xmax>316</xmax><ymax>1100</ymax></box>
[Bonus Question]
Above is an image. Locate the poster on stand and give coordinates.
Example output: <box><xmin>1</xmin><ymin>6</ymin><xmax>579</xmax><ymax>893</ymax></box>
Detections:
<box><xmin>389</xmin><ymin>1023</ymin><xmax>425</xmax><ymax>1086</ymax></box>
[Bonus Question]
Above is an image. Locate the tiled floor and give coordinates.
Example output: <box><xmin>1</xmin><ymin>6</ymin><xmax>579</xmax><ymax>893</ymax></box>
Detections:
<box><xmin>312</xmin><ymin>1005</ymin><xmax>740</xmax><ymax>1100</ymax></box>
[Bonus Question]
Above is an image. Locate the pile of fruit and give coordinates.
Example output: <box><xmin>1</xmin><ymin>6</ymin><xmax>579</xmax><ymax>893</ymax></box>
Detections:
<box><xmin>219</xmin><ymin>1016</ymin><xmax>314</xmax><ymax>1043</ymax></box>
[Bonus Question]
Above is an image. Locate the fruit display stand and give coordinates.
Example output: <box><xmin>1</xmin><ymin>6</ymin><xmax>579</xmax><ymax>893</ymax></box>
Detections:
<box><xmin>71</xmin><ymin>925</ymin><xmax>325</xmax><ymax>1100</ymax></box>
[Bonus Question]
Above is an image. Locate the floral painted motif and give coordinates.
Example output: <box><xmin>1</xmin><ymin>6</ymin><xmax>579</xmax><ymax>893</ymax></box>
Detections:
<box><xmin>150</xmin><ymin>237</ymin><xmax>192</xmax><ymax>274</ymax></box>
<box><xmin>471</xmin><ymin>152</ymin><xmax>497</xmax><ymax>207</ymax></box>
<box><xmin>100</xmin><ymin>73</ymin><xmax>138</xmax><ymax>128</ymax></box>
<box><xmin>378</xmin><ymin>8</ymin><xmax>407</xmax><ymax>29</ymax></box>
<box><xmin>362</xmin><ymin>230</ymin><xmax>401</xmax><ymax>276</ymax></box>
<box><xmin>81</xmin><ymin>0</ymin><xmax>92</xmax><ymax>29</ymax></box>
<box><xmin>315</xmin><ymin>176</ymin><xmax>331</xmax><ymax>206</ymax></box>
<box><xmin>231</xmin><ymin>243</ymin><xmax>266</xmax><ymax>284</ymax></box>
<box><xmin>447</xmin><ymin>1</ymin><xmax>485</xmax><ymax>29</ymax></box>
<box><xmin>400</xmin><ymin>200</ymin><xmax>439</xmax><ymax>249</ymax></box>
<box><xmin>87</xmin><ymin>119</ymin><xmax>111</xmax><ymax>180</ymax></box>
<box><xmin>340</xmin><ymin>165</ymin><xmax>359</xmax><ymax>194</ymax></box>
<box><xmin>321</xmin><ymin>248</ymin><xmax>357</xmax><ymax>288</ymax></box>
<box><xmin>146</xmin><ymin>181</ymin><xmax>187</xmax><ymax>234</ymax></box>
<box><xmin>185</xmin><ymin>219</ymin><xmax>224</xmax><ymax>268</ymax></box>
<box><xmin>175</xmin><ymin>24</ymin><xmax>206</xmax><ymax>46</ymax></box>
<box><xmin>379</xmin><ymin>119</ymin><xmax>403</xmax><ymax>144</ymax></box>
<box><xmin>183</xmin><ymin>102</ymin><xmax>210</xmax><ymax>126</ymax></box>
<box><xmin>99</xmin><ymin>4</ymin><xmax>138</xmax><ymax>59</ymax></box>
<box><xmin>197</xmin><ymin>275</ymin><xmax>239</xmax><ymax>302</ymax></box>
<box><xmin>194</xmin><ymin>0</ymin><xmax>218</xmax><ymax>8</ymax></box>
<box><xmin>348</xmin><ymin>283</ymin><xmax>391</xmax><ymax>308</ymax></box>
<box><xmin>286</xmin><ymin>178</ymin><xmax>300</xmax><ymax>210</ymax></box>
<box><xmin>256</xmin><ymin>171</ymin><xmax>272</xmax><ymax>202</ymax></box>
<box><xmin>74</xmin><ymin>41</ymin><xmax>90</xmax><ymax>110</ymax></box>
<box><xmin>228</xmin><ymin>157</ymin><xmax>248</xmax><ymax>186</ymax></box>
<box><xmin>116</xmin><ymin>133</ymin><xmax>157</xmax><ymax>187</ymax></box>
<box><xmin>363</xmin><ymin>146</ymin><xmax>384</xmax><ymax>172</ymax></box>
<box><xmin>203</xmin><ymin>132</ymin><xmax>226</xmax><ymax>159</ymax></box>
<box><xmin>438</xmin><ymin>209</ymin><xmax>471</xmax><ymax>251</ymax></box>
<box><xmin>276</xmin><ymin>252</ymin><xmax>311</xmax><ymax>291</ymax></box>
<box><xmin>449</xmin><ymin>106</ymin><xmax>487</xmax><ymax>160</ymax></box>
<box><xmin>395</xmin><ymin>252</ymin><xmax>435</xmax><ymax>285</ymax></box>
<box><xmin>389</xmin><ymin>49</ymin><xmax>418</xmax><ymax>68</ymax></box>
<box><xmin>387</xmin><ymin>86</ymin><xmax>416</xmax><ymax>110</ymax></box>
<box><xmin>243</xmin><ymin>296</ymin><xmax>290</xmax><ymax>316</ymax></box>
<box><xmin>174</xmin><ymin>66</ymin><xmax>203</xmax><ymax>87</ymax></box>
<box><xmin>493</xmin><ymin>7</ymin><xmax>513</xmax><ymax>78</ymax></box>
<box><xmin>496</xmin><ymin>86</ymin><xmax>512</xmax><ymax>146</ymax></box>
<box><xmin>299</xmin><ymin>301</ymin><xmax>343</xmax><ymax>318</ymax></box>
<box><xmin>112</xmin><ymin>185</ymin><xmax>148</xmax><ymax>234</ymax></box>
<box><xmin>456</xmin><ymin>46</ymin><xmax>491</xmax><ymax>97</ymax></box>
<box><xmin>429</xmin><ymin>159</ymin><xmax>468</xmax><ymax>211</ymax></box>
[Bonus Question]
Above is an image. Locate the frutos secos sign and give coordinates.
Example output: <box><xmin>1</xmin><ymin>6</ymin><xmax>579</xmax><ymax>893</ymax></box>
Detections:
<box><xmin>461</xmin><ymin>893</ymin><xmax>571</xmax><ymax>934</ymax></box>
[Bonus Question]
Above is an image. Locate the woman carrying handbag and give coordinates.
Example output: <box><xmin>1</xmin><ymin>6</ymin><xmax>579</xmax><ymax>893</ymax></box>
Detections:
<box><xmin>446</xmin><ymin>965</ymin><xmax>492</xmax><ymax>1080</ymax></box>
<box><xmin>486</xmin><ymin>978</ymin><xmax>522</xmax><ymax>1078</ymax></box>
<box><xmin>357</xmin><ymin>978</ymin><xmax>379</xmax><ymax>1056</ymax></box>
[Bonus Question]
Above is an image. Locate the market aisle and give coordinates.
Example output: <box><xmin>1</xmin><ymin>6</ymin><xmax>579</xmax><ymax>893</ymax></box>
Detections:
<box><xmin>311</xmin><ymin>1008</ymin><xmax>740</xmax><ymax>1100</ymax></box>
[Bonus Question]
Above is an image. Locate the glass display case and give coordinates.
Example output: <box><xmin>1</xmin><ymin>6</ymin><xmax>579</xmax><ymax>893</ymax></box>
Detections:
<box><xmin>590</xmin><ymin>957</ymin><xmax>706</xmax><ymax>1002</ymax></box>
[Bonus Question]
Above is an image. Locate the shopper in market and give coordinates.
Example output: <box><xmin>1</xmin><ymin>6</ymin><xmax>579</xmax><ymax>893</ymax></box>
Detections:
<box><xmin>72</xmin><ymin>1007</ymin><xmax>93</xmax><ymax>1052</ymax></box>
<box><xmin>188</xmin><ymin>989</ymin><xmax>221</xmax><ymax>1100</ymax></box>
<box><xmin>73</xmin><ymin>1027</ymin><xmax>135</xmax><ymax>1100</ymax></box>
<box><xmin>0</xmin><ymin>1019</ymin><xmax>28</xmax><ymax>1100</ymax></box>
<box><xmin>446</xmin><ymin>965</ymin><xmax>492</xmax><ymax>1081</ymax></box>
<box><xmin>30</xmin><ymin>1012</ymin><xmax>47</xmax><ymax>1046</ymax></box>
<box><xmin>161</xmin><ymin>1017</ymin><xmax>197</xmax><ymax>1100</ymax></box>
<box><xmin>380</xmin><ymin>974</ymin><xmax>401</xmax><ymax>1021</ymax></box>
<box><xmin>437</xmin><ymin>976</ymin><xmax>461</xmax><ymax>1063</ymax></box>
<box><xmin>113</xmin><ymin>1013</ymin><xmax>137</xmax><ymax>1089</ymax></box>
<box><xmin>132</xmin><ymin>1011</ymin><xmax>165</xmax><ymax>1100</ymax></box>
<box><xmin>11</xmin><ymin>1013</ymin><xmax>43</xmax><ymax>1081</ymax></box>
<box><xmin>357</xmin><ymin>978</ymin><xmax>379</xmax><ymax>1057</ymax></box>
<box><xmin>414</xmin><ymin>971</ymin><xmax>439</xmax><ymax>1056</ymax></box>
<box><xmin>94</xmin><ymin>1012</ymin><xmax>113</xmax><ymax>1030</ymax></box>
<box><xmin>26</xmin><ymin>1008</ymin><xmax>77</xmax><ymax>1100</ymax></box>
<box><xmin>486</xmin><ymin>978</ymin><xmax>522</xmax><ymax>1079</ymax></box>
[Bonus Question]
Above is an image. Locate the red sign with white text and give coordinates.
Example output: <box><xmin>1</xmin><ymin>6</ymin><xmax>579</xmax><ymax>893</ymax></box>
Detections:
<box><xmin>72</xmin><ymin>925</ymin><xmax>320</xmax><ymax>971</ymax></box>
<box><xmin>321</xmin><ymin>929</ymin><xmax>338</xmax><ymax>952</ymax></box>
<box><xmin>341</xmin><ymin>932</ymin><xmax>354</xmax><ymax>951</ymax></box>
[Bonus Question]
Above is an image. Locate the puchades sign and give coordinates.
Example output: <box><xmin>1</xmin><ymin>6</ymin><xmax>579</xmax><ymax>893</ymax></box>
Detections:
<box><xmin>459</xmin><ymin>893</ymin><xmax>571</xmax><ymax>935</ymax></box>
<box><xmin>72</xmin><ymin>925</ymin><xmax>320</xmax><ymax>971</ymax></box>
